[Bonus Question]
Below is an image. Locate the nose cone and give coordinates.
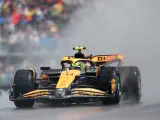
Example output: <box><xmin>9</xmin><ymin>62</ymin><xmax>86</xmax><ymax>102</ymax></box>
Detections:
<box><xmin>56</xmin><ymin>70</ymin><xmax>80</xmax><ymax>89</ymax></box>
<box><xmin>55</xmin><ymin>89</ymin><xmax>66</xmax><ymax>98</ymax></box>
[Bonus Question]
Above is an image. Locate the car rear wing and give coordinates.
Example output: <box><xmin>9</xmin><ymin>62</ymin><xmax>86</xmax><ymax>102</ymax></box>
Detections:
<box><xmin>62</xmin><ymin>54</ymin><xmax>123</xmax><ymax>63</ymax></box>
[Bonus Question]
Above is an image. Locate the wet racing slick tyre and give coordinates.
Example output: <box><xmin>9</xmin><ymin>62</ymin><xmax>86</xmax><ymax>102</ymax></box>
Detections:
<box><xmin>12</xmin><ymin>69</ymin><xmax>36</xmax><ymax>108</ymax></box>
<box><xmin>98</xmin><ymin>66</ymin><xmax>121</xmax><ymax>105</ymax></box>
<box><xmin>119</xmin><ymin>66</ymin><xmax>141</xmax><ymax>102</ymax></box>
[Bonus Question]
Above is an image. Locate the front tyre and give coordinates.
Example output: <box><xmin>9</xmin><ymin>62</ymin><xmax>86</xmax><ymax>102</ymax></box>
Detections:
<box><xmin>102</xmin><ymin>75</ymin><xmax>121</xmax><ymax>105</ymax></box>
<box><xmin>14</xmin><ymin>100</ymin><xmax>35</xmax><ymax>108</ymax></box>
<box><xmin>98</xmin><ymin>66</ymin><xmax>121</xmax><ymax>105</ymax></box>
<box><xmin>12</xmin><ymin>69</ymin><xmax>36</xmax><ymax>108</ymax></box>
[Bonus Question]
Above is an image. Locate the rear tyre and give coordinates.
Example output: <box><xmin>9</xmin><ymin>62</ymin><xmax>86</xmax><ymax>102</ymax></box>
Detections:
<box><xmin>119</xmin><ymin>66</ymin><xmax>141</xmax><ymax>102</ymax></box>
<box><xmin>13</xmin><ymin>70</ymin><xmax>36</xmax><ymax>108</ymax></box>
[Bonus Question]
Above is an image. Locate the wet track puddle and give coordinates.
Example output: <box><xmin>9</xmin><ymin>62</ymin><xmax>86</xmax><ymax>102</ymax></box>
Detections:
<box><xmin>57</xmin><ymin>107</ymin><xmax>105</xmax><ymax>120</ymax></box>
<box><xmin>0</xmin><ymin>90</ymin><xmax>160</xmax><ymax>120</ymax></box>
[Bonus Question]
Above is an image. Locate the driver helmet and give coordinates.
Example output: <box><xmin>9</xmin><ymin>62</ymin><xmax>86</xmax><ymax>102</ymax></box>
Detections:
<box><xmin>72</xmin><ymin>62</ymin><xmax>86</xmax><ymax>71</ymax></box>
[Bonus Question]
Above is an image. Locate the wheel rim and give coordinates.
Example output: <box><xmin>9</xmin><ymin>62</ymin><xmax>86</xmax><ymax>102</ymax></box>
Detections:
<box><xmin>137</xmin><ymin>74</ymin><xmax>141</xmax><ymax>101</ymax></box>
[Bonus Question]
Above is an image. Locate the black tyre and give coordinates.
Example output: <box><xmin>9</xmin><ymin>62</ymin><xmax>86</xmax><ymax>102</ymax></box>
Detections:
<box><xmin>13</xmin><ymin>69</ymin><xmax>36</xmax><ymax>108</ymax></box>
<box><xmin>119</xmin><ymin>66</ymin><xmax>141</xmax><ymax>102</ymax></box>
<box><xmin>98</xmin><ymin>66</ymin><xmax>121</xmax><ymax>105</ymax></box>
<box><xmin>14</xmin><ymin>100</ymin><xmax>35</xmax><ymax>108</ymax></box>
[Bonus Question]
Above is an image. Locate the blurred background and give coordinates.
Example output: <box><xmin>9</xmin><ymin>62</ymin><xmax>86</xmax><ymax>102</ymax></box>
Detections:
<box><xmin>0</xmin><ymin>0</ymin><xmax>83</xmax><ymax>89</ymax></box>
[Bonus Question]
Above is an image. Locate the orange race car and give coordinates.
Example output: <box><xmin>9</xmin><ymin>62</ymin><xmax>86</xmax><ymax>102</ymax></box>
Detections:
<box><xmin>9</xmin><ymin>46</ymin><xmax>141</xmax><ymax>108</ymax></box>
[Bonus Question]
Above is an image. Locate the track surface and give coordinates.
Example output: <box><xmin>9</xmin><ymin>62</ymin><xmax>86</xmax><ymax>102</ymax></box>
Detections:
<box><xmin>1</xmin><ymin>0</ymin><xmax>160</xmax><ymax>119</ymax></box>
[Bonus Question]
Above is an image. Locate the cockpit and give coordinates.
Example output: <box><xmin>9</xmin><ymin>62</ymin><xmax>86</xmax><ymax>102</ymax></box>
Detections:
<box><xmin>61</xmin><ymin>60</ymin><xmax>96</xmax><ymax>71</ymax></box>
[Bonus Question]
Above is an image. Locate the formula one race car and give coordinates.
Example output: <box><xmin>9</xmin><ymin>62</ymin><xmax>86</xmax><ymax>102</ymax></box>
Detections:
<box><xmin>9</xmin><ymin>46</ymin><xmax>141</xmax><ymax>108</ymax></box>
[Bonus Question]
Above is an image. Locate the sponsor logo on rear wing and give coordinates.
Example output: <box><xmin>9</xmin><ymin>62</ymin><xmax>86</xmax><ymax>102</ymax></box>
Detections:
<box><xmin>91</xmin><ymin>55</ymin><xmax>123</xmax><ymax>62</ymax></box>
<box><xmin>62</xmin><ymin>55</ymin><xmax>123</xmax><ymax>62</ymax></box>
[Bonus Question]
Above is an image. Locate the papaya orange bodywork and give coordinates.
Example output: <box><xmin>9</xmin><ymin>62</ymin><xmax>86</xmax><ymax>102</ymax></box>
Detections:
<box><xmin>74</xmin><ymin>88</ymin><xmax>105</xmax><ymax>96</ymax></box>
<box><xmin>111</xmin><ymin>79</ymin><xmax>116</xmax><ymax>94</ymax></box>
<box><xmin>74</xmin><ymin>88</ymin><xmax>105</xmax><ymax>93</ymax></box>
<box><xmin>23</xmin><ymin>89</ymin><xmax>49</xmax><ymax>98</ymax></box>
<box><xmin>41</xmin><ymin>74</ymin><xmax>49</xmax><ymax>79</ymax></box>
<box><xmin>91</xmin><ymin>55</ymin><xmax>123</xmax><ymax>63</ymax></box>
<box><xmin>62</xmin><ymin>54</ymin><xmax>123</xmax><ymax>63</ymax></box>
<box><xmin>56</xmin><ymin>70</ymin><xmax>80</xmax><ymax>88</ymax></box>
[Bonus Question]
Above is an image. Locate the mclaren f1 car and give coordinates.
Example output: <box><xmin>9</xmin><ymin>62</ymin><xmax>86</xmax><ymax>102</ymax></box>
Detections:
<box><xmin>9</xmin><ymin>46</ymin><xmax>142</xmax><ymax>108</ymax></box>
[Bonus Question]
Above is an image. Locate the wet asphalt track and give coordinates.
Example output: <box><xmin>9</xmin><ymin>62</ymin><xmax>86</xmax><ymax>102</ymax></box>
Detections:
<box><xmin>1</xmin><ymin>0</ymin><xmax>160</xmax><ymax>119</ymax></box>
